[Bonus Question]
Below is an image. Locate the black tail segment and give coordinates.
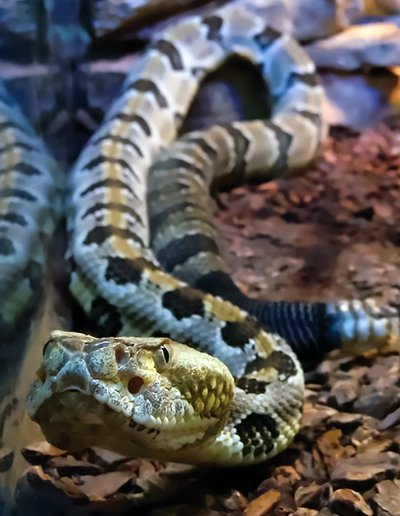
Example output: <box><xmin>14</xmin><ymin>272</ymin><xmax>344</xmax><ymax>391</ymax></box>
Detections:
<box><xmin>244</xmin><ymin>299</ymin><xmax>342</xmax><ymax>359</ymax></box>
<box><xmin>194</xmin><ymin>271</ymin><xmax>342</xmax><ymax>359</ymax></box>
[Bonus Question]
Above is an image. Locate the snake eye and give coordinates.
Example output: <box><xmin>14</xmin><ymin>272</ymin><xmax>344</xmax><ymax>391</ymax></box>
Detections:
<box><xmin>161</xmin><ymin>346</ymin><xmax>170</xmax><ymax>363</ymax></box>
<box><xmin>154</xmin><ymin>344</ymin><xmax>171</xmax><ymax>371</ymax></box>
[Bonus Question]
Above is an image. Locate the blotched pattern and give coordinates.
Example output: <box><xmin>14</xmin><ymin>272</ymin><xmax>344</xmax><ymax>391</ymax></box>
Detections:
<box><xmin>26</xmin><ymin>0</ymin><xmax>400</xmax><ymax>466</ymax></box>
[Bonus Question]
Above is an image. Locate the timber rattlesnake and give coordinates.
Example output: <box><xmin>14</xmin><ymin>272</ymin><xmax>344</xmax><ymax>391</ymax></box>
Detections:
<box><xmin>21</xmin><ymin>0</ymin><xmax>400</xmax><ymax>465</ymax></box>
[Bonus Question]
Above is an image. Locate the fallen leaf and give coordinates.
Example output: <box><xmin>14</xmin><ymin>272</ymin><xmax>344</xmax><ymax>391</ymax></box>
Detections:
<box><xmin>244</xmin><ymin>489</ymin><xmax>281</xmax><ymax>516</ymax></box>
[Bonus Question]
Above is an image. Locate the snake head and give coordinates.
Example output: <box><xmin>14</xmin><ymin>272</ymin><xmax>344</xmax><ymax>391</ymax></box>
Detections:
<box><xmin>27</xmin><ymin>331</ymin><xmax>235</xmax><ymax>461</ymax></box>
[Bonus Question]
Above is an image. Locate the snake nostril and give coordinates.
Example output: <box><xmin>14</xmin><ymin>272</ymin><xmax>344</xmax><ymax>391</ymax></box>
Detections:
<box><xmin>128</xmin><ymin>376</ymin><xmax>144</xmax><ymax>395</ymax></box>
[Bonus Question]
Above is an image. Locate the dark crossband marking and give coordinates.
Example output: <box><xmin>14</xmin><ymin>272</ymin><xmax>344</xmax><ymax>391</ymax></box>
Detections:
<box><xmin>91</xmin><ymin>134</ymin><xmax>144</xmax><ymax>158</ymax></box>
<box><xmin>0</xmin><ymin>121</ymin><xmax>24</xmax><ymax>132</ymax></box>
<box><xmin>0</xmin><ymin>188</ymin><xmax>36</xmax><ymax>201</ymax></box>
<box><xmin>245</xmin><ymin>350</ymin><xmax>297</xmax><ymax>381</ymax></box>
<box><xmin>130</xmin><ymin>79</ymin><xmax>168</xmax><ymax>108</ymax></box>
<box><xmin>152</xmin><ymin>157</ymin><xmax>205</xmax><ymax>180</ymax></box>
<box><xmin>0</xmin><ymin>212</ymin><xmax>27</xmax><ymax>226</ymax></box>
<box><xmin>295</xmin><ymin>110</ymin><xmax>323</xmax><ymax>126</ymax></box>
<box><xmin>162</xmin><ymin>287</ymin><xmax>205</xmax><ymax>320</ymax></box>
<box><xmin>0</xmin><ymin>163</ymin><xmax>42</xmax><ymax>177</ymax></box>
<box><xmin>153</xmin><ymin>40</ymin><xmax>184</xmax><ymax>70</ymax></box>
<box><xmin>262</xmin><ymin>121</ymin><xmax>293</xmax><ymax>172</ymax></box>
<box><xmin>274</xmin><ymin>399</ymin><xmax>303</xmax><ymax>420</ymax></box>
<box><xmin>223</xmin><ymin>124</ymin><xmax>250</xmax><ymax>176</ymax></box>
<box><xmin>81</xmin><ymin>156</ymin><xmax>138</xmax><ymax>181</ymax></box>
<box><xmin>147</xmin><ymin>183</ymin><xmax>191</xmax><ymax>203</ymax></box>
<box><xmin>89</xmin><ymin>296</ymin><xmax>123</xmax><ymax>336</ymax></box>
<box><xmin>202</xmin><ymin>15</ymin><xmax>223</xmax><ymax>41</ymax></box>
<box><xmin>181</xmin><ymin>136</ymin><xmax>218</xmax><ymax>162</ymax></box>
<box><xmin>150</xmin><ymin>202</ymin><xmax>215</xmax><ymax>239</ymax></box>
<box><xmin>157</xmin><ymin>234</ymin><xmax>220</xmax><ymax>271</ymax></box>
<box><xmin>264</xmin><ymin>350</ymin><xmax>298</xmax><ymax>380</ymax></box>
<box><xmin>0</xmin><ymin>236</ymin><xmax>15</xmax><ymax>256</ymax></box>
<box><xmin>236</xmin><ymin>377</ymin><xmax>269</xmax><ymax>395</ymax></box>
<box><xmin>287</xmin><ymin>72</ymin><xmax>319</xmax><ymax>88</ymax></box>
<box><xmin>106</xmin><ymin>112</ymin><xmax>151</xmax><ymax>136</ymax></box>
<box><xmin>84</xmin><ymin>226</ymin><xmax>144</xmax><ymax>247</ymax></box>
<box><xmin>79</xmin><ymin>179</ymin><xmax>138</xmax><ymax>200</ymax></box>
<box><xmin>82</xmin><ymin>202</ymin><xmax>143</xmax><ymax>225</ymax></box>
<box><xmin>254</xmin><ymin>27</ymin><xmax>281</xmax><ymax>49</ymax></box>
<box><xmin>220</xmin><ymin>319</ymin><xmax>259</xmax><ymax>348</ymax></box>
<box><xmin>194</xmin><ymin>271</ymin><xmax>245</xmax><ymax>306</ymax></box>
<box><xmin>105</xmin><ymin>256</ymin><xmax>157</xmax><ymax>285</ymax></box>
<box><xmin>0</xmin><ymin>141</ymin><xmax>36</xmax><ymax>154</ymax></box>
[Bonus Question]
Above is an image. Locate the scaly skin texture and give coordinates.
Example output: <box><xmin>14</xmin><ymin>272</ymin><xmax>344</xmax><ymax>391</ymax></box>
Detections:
<box><xmin>28</xmin><ymin>331</ymin><xmax>299</xmax><ymax>466</ymax></box>
<box><xmin>0</xmin><ymin>82</ymin><xmax>62</xmax><ymax>334</ymax></box>
<box><xmin>28</xmin><ymin>0</ymin><xmax>315</xmax><ymax>465</ymax></box>
<box><xmin>25</xmin><ymin>0</ymin><xmax>400</xmax><ymax>466</ymax></box>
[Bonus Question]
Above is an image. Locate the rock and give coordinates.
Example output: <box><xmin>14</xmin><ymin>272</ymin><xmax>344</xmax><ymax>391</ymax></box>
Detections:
<box><xmin>353</xmin><ymin>386</ymin><xmax>400</xmax><ymax>419</ymax></box>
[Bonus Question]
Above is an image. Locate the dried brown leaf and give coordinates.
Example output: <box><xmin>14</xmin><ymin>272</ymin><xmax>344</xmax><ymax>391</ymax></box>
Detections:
<box><xmin>329</xmin><ymin>489</ymin><xmax>373</xmax><ymax>516</ymax></box>
<box><xmin>331</xmin><ymin>452</ymin><xmax>400</xmax><ymax>487</ymax></box>
<box><xmin>316</xmin><ymin>429</ymin><xmax>348</xmax><ymax>471</ymax></box>
<box><xmin>294</xmin><ymin>482</ymin><xmax>331</xmax><ymax>509</ymax></box>
<box><xmin>372</xmin><ymin>478</ymin><xmax>400</xmax><ymax>515</ymax></box>
<box><xmin>244</xmin><ymin>489</ymin><xmax>281</xmax><ymax>516</ymax></box>
<box><xmin>78</xmin><ymin>470</ymin><xmax>137</xmax><ymax>501</ymax></box>
<box><xmin>21</xmin><ymin>441</ymin><xmax>66</xmax><ymax>465</ymax></box>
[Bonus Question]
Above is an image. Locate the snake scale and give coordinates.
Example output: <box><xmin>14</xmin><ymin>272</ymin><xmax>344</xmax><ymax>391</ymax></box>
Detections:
<box><xmin>0</xmin><ymin>83</ymin><xmax>62</xmax><ymax>336</ymax></box>
<box><xmin>2</xmin><ymin>0</ymin><xmax>394</xmax><ymax>466</ymax></box>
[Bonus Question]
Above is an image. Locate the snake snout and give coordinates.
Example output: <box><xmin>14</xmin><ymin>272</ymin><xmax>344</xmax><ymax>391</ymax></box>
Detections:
<box><xmin>53</xmin><ymin>357</ymin><xmax>91</xmax><ymax>394</ymax></box>
<box><xmin>56</xmin><ymin>377</ymin><xmax>90</xmax><ymax>395</ymax></box>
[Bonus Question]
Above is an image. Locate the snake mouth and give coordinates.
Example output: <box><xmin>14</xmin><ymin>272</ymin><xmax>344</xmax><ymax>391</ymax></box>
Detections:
<box><xmin>32</xmin><ymin>390</ymin><xmax>158</xmax><ymax>453</ymax></box>
<box><xmin>62</xmin><ymin>387</ymin><xmax>84</xmax><ymax>393</ymax></box>
<box><xmin>128</xmin><ymin>419</ymin><xmax>160</xmax><ymax>437</ymax></box>
<box><xmin>34</xmin><ymin>375</ymin><xmax>161</xmax><ymax>439</ymax></box>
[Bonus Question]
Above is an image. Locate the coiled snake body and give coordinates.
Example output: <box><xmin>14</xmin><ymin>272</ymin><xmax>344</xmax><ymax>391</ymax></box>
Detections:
<box><xmin>22</xmin><ymin>1</ymin><xmax>399</xmax><ymax>466</ymax></box>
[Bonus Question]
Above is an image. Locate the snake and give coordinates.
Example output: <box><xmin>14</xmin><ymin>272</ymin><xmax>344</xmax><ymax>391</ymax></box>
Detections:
<box><xmin>20</xmin><ymin>0</ymin><xmax>400</xmax><ymax>466</ymax></box>
<box><xmin>0</xmin><ymin>83</ymin><xmax>62</xmax><ymax>337</ymax></box>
